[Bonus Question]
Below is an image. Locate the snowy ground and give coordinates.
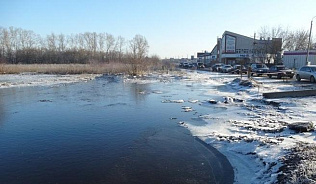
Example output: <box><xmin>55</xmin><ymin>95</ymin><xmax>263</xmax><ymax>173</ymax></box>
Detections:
<box><xmin>126</xmin><ymin>70</ymin><xmax>316</xmax><ymax>184</ymax></box>
<box><xmin>1</xmin><ymin>72</ymin><xmax>315</xmax><ymax>184</ymax></box>
<box><xmin>0</xmin><ymin>73</ymin><xmax>101</xmax><ymax>88</ymax></box>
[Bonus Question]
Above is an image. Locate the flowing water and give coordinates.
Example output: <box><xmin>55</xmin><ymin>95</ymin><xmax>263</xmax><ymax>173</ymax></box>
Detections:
<box><xmin>0</xmin><ymin>74</ymin><xmax>233</xmax><ymax>184</ymax></box>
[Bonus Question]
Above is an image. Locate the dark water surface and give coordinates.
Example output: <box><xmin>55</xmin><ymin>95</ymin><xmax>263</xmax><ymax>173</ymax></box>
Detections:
<box><xmin>0</xmin><ymin>74</ymin><xmax>233</xmax><ymax>184</ymax></box>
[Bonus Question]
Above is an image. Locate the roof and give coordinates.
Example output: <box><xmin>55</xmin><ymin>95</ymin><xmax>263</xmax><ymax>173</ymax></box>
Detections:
<box><xmin>223</xmin><ymin>31</ymin><xmax>254</xmax><ymax>40</ymax></box>
<box><xmin>284</xmin><ymin>50</ymin><xmax>316</xmax><ymax>55</ymax></box>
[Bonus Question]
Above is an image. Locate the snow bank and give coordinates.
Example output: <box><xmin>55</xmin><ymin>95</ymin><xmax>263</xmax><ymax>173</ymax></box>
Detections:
<box><xmin>161</xmin><ymin>71</ymin><xmax>316</xmax><ymax>184</ymax></box>
<box><xmin>0</xmin><ymin>73</ymin><xmax>100</xmax><ymax>88</ymax></box>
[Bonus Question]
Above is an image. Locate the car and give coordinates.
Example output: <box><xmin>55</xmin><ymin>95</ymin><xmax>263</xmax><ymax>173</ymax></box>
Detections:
<box><xmin>250</xmin><ymin>63</ymin><xmax>269</xmax><ymax>76</ymax></box>
<box><xmin>267</xmin><ymin>65</ymin><xmax>295</xmax><ymax>79</ymax></box>
<box><xmin>212</xmin><ymin>63</ymin><xmax>224</xmax><ymax>72</ymax></box>
<box><xmin>221</xmin><ymin>65</ymin><xmax>233</xmax><ymax>73</ymax></box>
<box><xmin>182</xmin><ymin>62</ymin><xmax>190</xmax><ymax>68</ymax></box>
<box><xmin>196</xmin><ymin>62</ymin><xmax>205</xmax><ymax>68</ymax></box>
<box><xmin>295</xmin><ymin>65</ymin><xmax>316</xmax><ymax>83</ymax></box>
<box><xmin>231</xmin><ymin>65</ymin><xmax>248</xmax><ymax>74</ymax></box>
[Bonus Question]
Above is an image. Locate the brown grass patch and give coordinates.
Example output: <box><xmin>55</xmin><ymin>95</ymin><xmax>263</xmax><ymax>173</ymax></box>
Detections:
<box><xmin>0</xmin><ymin>63</ymin><xmax>130</xmax><ymax>75</ymax></box>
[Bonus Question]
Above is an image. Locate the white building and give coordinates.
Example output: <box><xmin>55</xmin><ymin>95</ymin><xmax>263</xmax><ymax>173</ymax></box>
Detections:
<box><xmin>217</xmin><ymin>31</ymin><xmax>282</xmax><ymax>65</ymax></box>
<box><xmin>282</xmin><ymin>50</ymin><xmax>316</xmax><ymax>69</ymax></box>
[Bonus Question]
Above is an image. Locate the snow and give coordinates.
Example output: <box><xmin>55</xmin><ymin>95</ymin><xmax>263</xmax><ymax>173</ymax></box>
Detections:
<box><xmin>150</xmin><ymin>70</ymin><xmax>315</xmax><ymax>184</ymax></box>
<box><xmin>0</xmin><ymin>73</ymin><xmax>100</xmax><ymax>88</ymax></box>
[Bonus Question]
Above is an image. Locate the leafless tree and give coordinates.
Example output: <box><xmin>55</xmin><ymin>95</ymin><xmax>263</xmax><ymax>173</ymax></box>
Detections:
<box><xmin>0</xmin><ymin>26</ymin><xmax>158</xmax><ymax>67</ymax></box>
<box><xmin>58</xmin><ymin>34</ymin><xmax>66</xmax><ymax>52</ymax></box>
<box><xmin>259</xmin><ymin>26</ymin><xmax>311</xmax><ymax>51</ymax></box>
<box><xmin>128</xmin><ymin>34</ymin><xmax>149</xmax><ymax>75</ymax></box>
<box><xmin>105</xmin><ymin>33</ymin><xmax>115</xmax><ymax>62</ymax></box>
<box><xmin>116</xmin><ymin>36</ymin><xmax>126</xmax><ymax>62</ymax></box>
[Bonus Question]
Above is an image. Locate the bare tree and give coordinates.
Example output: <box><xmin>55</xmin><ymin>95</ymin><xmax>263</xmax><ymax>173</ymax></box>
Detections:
<box><xmin>116</xmin><ymin>36</ymin><xmax>125</xmax><ymax>62</ymax></box>
<box><xmin>258</xmin><ymin>26</ymin><xmax>311</xmax><ymax>64</ymax></box>
<box><xmin>83</xmin><ymin>32</ymin><xmax>97</xmax><ymax>57</ymax></box>
<box><xmin>294</xmin><ymin>29</ymin><xmax>309</xmax><ymax>50</ymax></box>
<box><xmin>0</xmin><ymin>26</ymin><xmax>156</xmax><ymax>67</ymax></box>
<box><xmin>128</xmin><ymin>34</ymin><xmax>149</xmax><ymax>75</ymax></box>
<box><xmin>282</xmin><ymin>29</ymin><xmax>310</xmax><ymax>51</ymax></box>
<box><xmin>258</xmin><ymin>25</ymin><xmax>288</xmax><ymax>47</ymax></box>
<box><xmin>129</xmin><ymin>34</ymin><xmax>149</xmax><ymax>60</ymax></box>
<box><xmin>58</xmin><ymin>34</ymin><xmax>66</xmax><ymax>52</ymax></box>
<box><xmin>105</xmin><ymin>33</ymin><xmax>115</xmax><ymax>62</ymax></box>
<box><xmin>67</xmin><ymin>34</ymin><xmax>77</xmax><ymax>51</ymax></box>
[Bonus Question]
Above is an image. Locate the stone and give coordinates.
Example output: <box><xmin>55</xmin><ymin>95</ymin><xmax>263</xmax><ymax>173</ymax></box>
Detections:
<box><xmin>288</xmin><ymin>122</ymin><xmax>314</xmax><ymax>132</ymax></box>
<box><xmin>208</xmin><ymin>100</ymin><xmax>217</xmax><ymax>104</ymax></box>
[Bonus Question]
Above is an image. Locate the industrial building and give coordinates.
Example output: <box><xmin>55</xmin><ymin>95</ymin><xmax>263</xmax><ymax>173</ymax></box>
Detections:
<box><xmin>218</xmin><ymin>31</ymin><xmax>282</xmax><ymax>65</ymax></box>
<box><xmin>282</xmin><ymin>50</ymin><xmax>316</xmax><ymax>69</ymax></box>
<box><xmin>198</xmin><ymin>31</ymin><xmax>283</xmax><ymax>66</ymax></box>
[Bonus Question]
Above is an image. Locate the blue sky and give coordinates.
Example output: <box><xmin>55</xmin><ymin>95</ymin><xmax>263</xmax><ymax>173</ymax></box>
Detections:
<box><xmin>1</xmin><ymin>0</ymin><xmax>316</xmax><ymax>58</ymax></box>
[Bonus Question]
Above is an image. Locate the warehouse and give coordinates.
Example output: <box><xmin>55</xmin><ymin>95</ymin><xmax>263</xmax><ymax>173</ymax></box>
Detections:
<box><xmin>216</xmin><ymin>31</ymin><xmax>282</xmax><ymax>65</ymax></box>
<box><xmin>282</xmin><ymin>50</ymin><xmax>316</xmax><ymax>69</ymax></box>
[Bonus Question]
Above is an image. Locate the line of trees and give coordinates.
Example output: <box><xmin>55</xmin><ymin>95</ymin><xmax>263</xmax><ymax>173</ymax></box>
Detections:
<box><xmin>257</xmin><ymin>25</ymin><xmax>315</xmax><ymax>51</ymax></box>
<box><xmin>0</xmin><ymin>27</ymin><xmax>158</xmax><ymax>70</ymax></box>
<box><xmin>254</xmin><ymin>26</ymin><xmax>315</xmax><ymax>64</ymax></box>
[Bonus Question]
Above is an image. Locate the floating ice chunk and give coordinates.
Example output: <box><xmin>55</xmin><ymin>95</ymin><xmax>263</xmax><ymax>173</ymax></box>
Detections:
<box><xmin>152</xmin><ymin>90</ymin><xmax>163</xmax><ymax>94</ymax></box>
<box><xmin>182</xmin><ymin>106</ymin><xmax>193</xmax><ymax>112</ymax></box>
<box><xmin>188</xmin><ymin>99</ymin><xmax>199</xmax><ymax>103</ymax></box>
<box><xmin>161</xmin><ymin>99</ymin><xmax>184</xmax><ymax>103</ymax></box>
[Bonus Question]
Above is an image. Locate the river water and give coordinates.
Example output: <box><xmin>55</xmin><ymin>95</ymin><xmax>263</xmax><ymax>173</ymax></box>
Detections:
<box><xmin>0</xmin><ymin>73</ymin><xmax>234</xmax><ymax>184</ymax></box>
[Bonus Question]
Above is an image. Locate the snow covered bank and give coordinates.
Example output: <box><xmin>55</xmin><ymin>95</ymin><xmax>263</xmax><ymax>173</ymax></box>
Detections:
<box><xmin>174</xmin><ymin>72</ymin><xmax>316</xmax><ymax>184</ymax></box>
<box><xmin>0</xmin><ymin>73</ymin><xmax>101</xmax><ymax>88</ymax></box>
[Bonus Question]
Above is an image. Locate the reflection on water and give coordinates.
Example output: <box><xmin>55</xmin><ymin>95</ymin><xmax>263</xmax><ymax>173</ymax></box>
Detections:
<box><xmin>0</xmin><ymin>75</ymin><xmax>233</xmax><ymax>184</ymax></box>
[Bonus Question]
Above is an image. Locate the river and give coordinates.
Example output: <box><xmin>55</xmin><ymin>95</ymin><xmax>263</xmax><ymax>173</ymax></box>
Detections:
<box><xmin>0</xmin><ymin>73</ymin><xmax>234</xmax><ymax>184</ymax></box>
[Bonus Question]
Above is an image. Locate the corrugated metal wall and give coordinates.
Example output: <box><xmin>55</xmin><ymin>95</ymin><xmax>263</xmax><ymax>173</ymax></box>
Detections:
<box><xmin>283</xmin><ymin>51</ymin><xmax>316</xmax><ymax>69</ymax></box>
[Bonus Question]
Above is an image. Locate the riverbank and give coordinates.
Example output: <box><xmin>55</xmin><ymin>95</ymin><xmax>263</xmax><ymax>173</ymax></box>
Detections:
<box><xmin>125</xmin><ymin>70</ymin><xmax>316</xmax><ymax>184</ymax></box>
<box><xmin>0</xmin><ymin>73</ymin><xmax>101</xmax><ymax>88</ymax></box>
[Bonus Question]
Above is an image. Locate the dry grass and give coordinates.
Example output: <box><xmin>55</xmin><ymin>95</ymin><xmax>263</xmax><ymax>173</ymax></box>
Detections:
<box><xmin>0</xmin><ymin>63</ymin><xmax>131</xmax><ymax>75</ymax></box>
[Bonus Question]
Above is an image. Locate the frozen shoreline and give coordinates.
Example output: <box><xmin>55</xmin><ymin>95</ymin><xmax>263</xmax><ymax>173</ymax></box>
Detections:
<box><xmin>125</xmin><ymin>70</ymin><xmax>315</xmax><ymax>184</ymax></box>
<box><xmin>0</xmin><ymin>73</ymin><xmax>101</xmax><ymax>88</ymax></box>
<box><xmin>173</xmin><ymin>71</ymin><xmax>316</xmax><ymax>184</ymax></box>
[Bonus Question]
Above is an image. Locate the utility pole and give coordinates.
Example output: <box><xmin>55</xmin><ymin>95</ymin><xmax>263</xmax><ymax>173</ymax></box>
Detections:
<box><xmin>306</xmin><ymin>16</ymin><xmax>316</xmax><ymax>65</ymax></box>
<box><xmin>253</xmin><ymin>33</ymin><xmax>256</xmax><ymax>63</ymax></box>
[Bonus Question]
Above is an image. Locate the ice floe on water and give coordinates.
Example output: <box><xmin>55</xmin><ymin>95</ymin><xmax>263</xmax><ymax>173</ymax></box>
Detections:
<box><xmin>161</xmin><ymin>99</ymin><xmax>185</xmax><ymax>103</ymax></box>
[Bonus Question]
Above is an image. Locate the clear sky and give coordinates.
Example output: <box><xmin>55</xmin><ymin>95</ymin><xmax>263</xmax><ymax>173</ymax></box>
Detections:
<box><xmin>1</xmin><ymin>0</ymin><xmax>316</xmax><ymax>59</ymax></box>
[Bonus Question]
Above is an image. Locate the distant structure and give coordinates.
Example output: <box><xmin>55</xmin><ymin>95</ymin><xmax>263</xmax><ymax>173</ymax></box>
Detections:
<box><xmin>197</xmin><ymin>51</ymin><xmax>211</xmax><ymax>66</ymax></box>
<box><xmin>199</xmin><ymin>31</ymin><xmax>283</xmax><ymax>66</ymax></box>
<box><xmin>283</xmin><ymin>50</ymin><xmax>316</xmax><ymax>69</ymax></box>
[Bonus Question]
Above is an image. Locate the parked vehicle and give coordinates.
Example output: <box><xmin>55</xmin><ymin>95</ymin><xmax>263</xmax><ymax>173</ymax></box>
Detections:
<box><xmin>231</xmin><ymin>65</ymin><xmax>247</xmax><ymax>74</ymax></box>
<box><xmin>196</xmin><ymin>62</ymin><xmax>205</xmax><ymax>68</ymax></box>
<box><xmin>296</xmin><ymin>65</ymin><xmax>316</xmax><ymax>82</ymax></box>
<box><xmin>221</xmin><ymin>65</ymin><xmax>233</xmax><ymax>73</ymax></box>
<box><xmin>250</xmin><ymin>63</ymin><xmax>269</xmax><ymax>76</ymax></box>
<box><xmin>212</xmin><ymin>63</ymin><xmax>224</xmax><ymax>72</ymax></box>
<box><xmin>181</xmin><ymin>62</ymin><xmax>189</xmax><ymax>68</ymax></box>
<box><xmin>267</xmin><ymin>65</ymin><xmax>295</xmax><ymax>79</ymax></box>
